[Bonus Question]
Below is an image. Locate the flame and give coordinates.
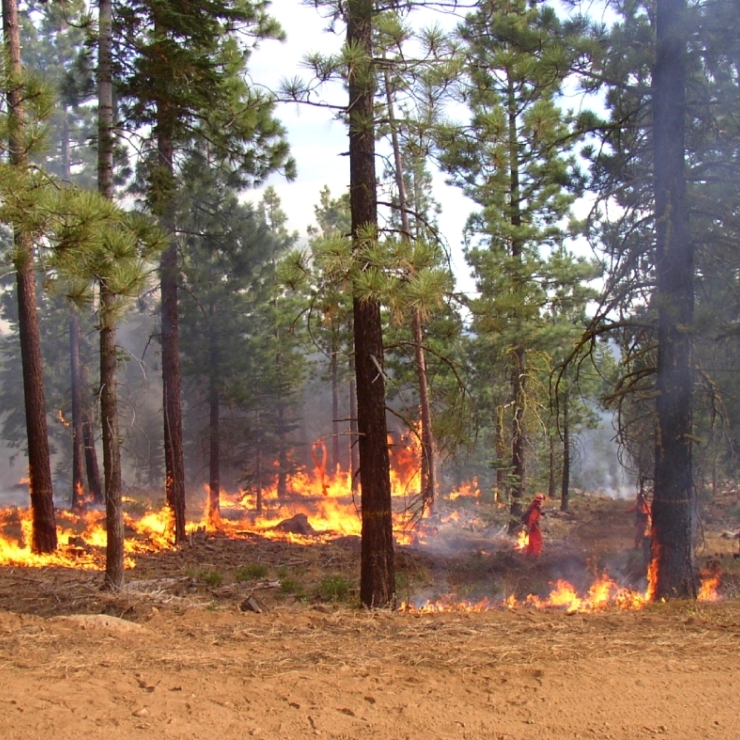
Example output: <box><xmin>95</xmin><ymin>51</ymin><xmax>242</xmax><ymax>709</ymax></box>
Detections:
<box><xmin>56</xmin><ymin>409</ymin><xmax>71</xmax><ymax>428</ymax></box>
<box><xmin>698</xmin><ymin>567</ymin><xmax>721</xmax><ymax>602</ymax></box>
<box><xmin>448</xmin><ymin>478</ymin><xmax>481</xmax><ymax>502</ymax></box>
<box><xmin>0</xmin><ymin>443</ymin><xmax>729</xmax><ymax>613</ymax></box>
<box><xmin>514</xmin><ymin>529</ymin><xmax>529</xmax><ymax>550</ymax></box>
<box><xmin>403</xmin><ymin>562</ymin><xmax>727</xmax><ymax>615</ymax></box>
<box><xmin>0</xmin><ymin>435</ymin><xmax>430</xmax><ymax>569</ymax></box>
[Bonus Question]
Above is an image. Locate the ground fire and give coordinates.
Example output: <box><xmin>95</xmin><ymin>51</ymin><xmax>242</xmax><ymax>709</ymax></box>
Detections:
<box><xmin>0</xmin><ymin>437</ymin><xmax>727</xmax><ymax>609</ymax></box>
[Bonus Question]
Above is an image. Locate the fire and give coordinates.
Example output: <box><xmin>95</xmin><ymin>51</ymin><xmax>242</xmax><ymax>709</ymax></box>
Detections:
<box><xmin>0</xmin><ymin>429</ymin><xmax>433</xmax><ymax>570</ymax></box>
<box><xmin>448</xmin><ymin>478</ymin><xmax>481</xmax><ymax>502</ymax></box>
<box><xmin>698</xmin><ymin>566</ymin><xmax>721</xmax><ymax>602</ymax></box>
<box><xmin>511</xmin><ymin>573</ymin><xmax>651</xmax><ymax>613</ymax></box>
<box><xmin>402</xmin><ymin>563</ymin><xmax>726</xmax><ymax>615</ymax></box>
<box><xmin>0</xmin><ymin>442</ymin><xmax>731</xmax><ymax>615</ymax></box>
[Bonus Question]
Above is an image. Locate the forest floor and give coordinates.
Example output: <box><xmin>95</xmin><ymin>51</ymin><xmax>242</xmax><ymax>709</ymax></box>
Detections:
<box><xmin>2</xmin><ymin>487</ymin><xmax>740</xmax><ymax>739</ymax></box>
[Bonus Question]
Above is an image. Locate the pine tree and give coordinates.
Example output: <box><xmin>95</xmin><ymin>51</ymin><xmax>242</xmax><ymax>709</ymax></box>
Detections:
<box><xmin>650</xmin><ymin>0</ymin><xmax>696</xmax><ymax>598</ymax></box>
<box><xmin>440</xmin><ymin>0</ymin><xmax>587</xmax><ymax>530</ymax></box>
<box><xmin>1</xmin><ymin>0</ymin><xmax>57</xmax><ymax>552</ymax></box>
<box><xmin>116</xmin><ymin>0</ymin><xmax>294</xmax><ymax>542</ymax></box>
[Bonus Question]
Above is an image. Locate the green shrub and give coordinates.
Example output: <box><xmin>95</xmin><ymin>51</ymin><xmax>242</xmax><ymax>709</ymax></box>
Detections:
<box><xmin>234</xmin><ymin>563</ymin><xmax>269</xmax><ymax>582</ymax></box>
<box><xmin>315</xmin><ymin>575</ymin><xmax>352</xmax><ymax>602</ymax></box>
<box><xmin>279</xmin><ymin>577</ymin><xmax>303</xmax><ymax>595</ymax></box>
<box><xmin>186</xmin><ymin>567</ymin><xmax>223</xmax><ymax>586</ymax></box>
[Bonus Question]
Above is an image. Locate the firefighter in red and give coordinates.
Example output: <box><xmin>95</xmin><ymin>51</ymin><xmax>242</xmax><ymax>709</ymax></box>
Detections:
<box><xmin>523</xmin><ymin>493</ymin><xmax>545</xmax><ymax>557</ymax></box>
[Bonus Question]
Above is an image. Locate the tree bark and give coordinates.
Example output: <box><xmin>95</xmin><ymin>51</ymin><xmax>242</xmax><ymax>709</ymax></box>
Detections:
<box><xmin>207</xmin><ymin>301</ymin><xmax>220</xmax><ymax>524</ymax></box>
<box><xmin>63</xmin><ymin>98</ymin><xmax>86</xmax><ymax>512</ymax></box>
<box><xmin>547</xmin><ymin>434</ymin><xmax>556</xmax><ymax>501</ymax></box>
<box><xmin>349</xmin><ymin>375</ymin><xmax>359</xmax><ymax>494</ymax></box>
<box><xmin>347</xmin><ymin>0</ymin><xmax>395</xmax><ymax>608</ymax></box>
<box><xmin>3</xmin><ymin>0</ymin><xmax>57</xmax><ymax>553</ymax></box>
<box><xmin>82</xmin><ymin>402</ymin><xmax>103</xmax><ymax>504</ymax></box>
<box><xmin>506</xmin><ymin>74</ymin><xmax>526</xmax><ymax>534</ymax></box>
<box><xmin>331</xmin><ymin>346</ymin><xmax>340</xmax><ymax>473</ymax></box>
<box><xmin>383</xmin><ymin>64</ymin><xmax>436</xmax><ymax>512</ymax></box>
<box><xmin>560</xmin><ymin>386</ymin><xmax>571</xmax><ymax>512</ymax></box>
<box><xmin>651</xmin><ymin>0</ymin><xmax>697</xmax><ymax>598</ymax></box>
<box><xmin>70</xmin><ymin>307</ymin><xmax>86</xmax><ymax>510</ymax></box>
<box><xmin>495</xmin><ymin>405</ymin><xmax>506</xmax><ymax>504</ymax></box>
<box><xmin>100</xmin><ymin>288</ymin><xmax>124</xmax><ymax>589</ymax></box>
<box><xmin>158</xmin><ymin>116</ymin><xmax>187</xmax><ymax>544</ymax></box>
<box><xmin>98</xmin><ymin>0</ymin><xmax>124</xmax><ymax>588</ymax></box>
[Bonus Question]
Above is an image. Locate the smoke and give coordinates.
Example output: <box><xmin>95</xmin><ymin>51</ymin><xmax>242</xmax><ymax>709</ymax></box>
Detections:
<box><xmin>572</xmin><ymin>410</ymin><xmax>636</xmax><ymax>499</ymax></box>
<box><xmin>0</xmin><ymin>441</ymin><xmax>31</xmax><ymax>507</ymax></box>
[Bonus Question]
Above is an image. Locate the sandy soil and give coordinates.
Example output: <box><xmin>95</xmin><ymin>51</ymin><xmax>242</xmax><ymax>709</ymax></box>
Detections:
<box><xmin>2</xmin><ymin>491</ymin><xmax>740</xmax><ymax>740</ymax></box>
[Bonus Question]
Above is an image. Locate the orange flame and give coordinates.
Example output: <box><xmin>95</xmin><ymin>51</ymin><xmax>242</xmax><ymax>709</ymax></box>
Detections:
<box><xmin>448</xmin><ymin>478</ymin><xmax>480</xmax><ymax>502</ymax></box>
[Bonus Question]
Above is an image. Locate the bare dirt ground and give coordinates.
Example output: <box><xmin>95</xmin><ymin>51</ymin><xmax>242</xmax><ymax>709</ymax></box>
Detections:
<box><xmin>2</xmin><ymin>489</ymin><xmax>740</xmax><ymax>740</ymax></box>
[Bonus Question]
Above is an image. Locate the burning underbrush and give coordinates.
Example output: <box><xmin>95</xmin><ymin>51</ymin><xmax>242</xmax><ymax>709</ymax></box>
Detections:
<box><xmin>0</xmin><ymin>459</ymin><xmax>737</xmax><ymax>616</ymax></box>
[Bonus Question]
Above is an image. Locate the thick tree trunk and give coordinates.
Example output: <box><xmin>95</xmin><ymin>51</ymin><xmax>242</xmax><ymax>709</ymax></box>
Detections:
<box><xmin>157</xmin><ymin>120</ymin><xmax>187</xmax><ymax>543</ymax></box>
<box><xmin>3</xmin><ymin>0</ymin><xmax>57</xmax><ymax>553</ymax></box>
<box><xmin>100</xmin><ymin>288</ymin><xmax>124</xmax><ymax>589</ymax></box>
<box><xmin>98</xmin><ymin>0</ymin><xmax>124</xmax><ymax>588</ymax></box>
<box><xmin>161</xmin><ymin>235</ymin><xmax>186</xmax><ymax>540</ymax></box>
<box><xmin>347</xmin><ymin>0</ymin><xmax>395</xmax><ymax>608</ymax></box>
<box><xmin>651</xmin><ymin>0</ymin><xmax>696</xmax><ymax>599</ymax></box>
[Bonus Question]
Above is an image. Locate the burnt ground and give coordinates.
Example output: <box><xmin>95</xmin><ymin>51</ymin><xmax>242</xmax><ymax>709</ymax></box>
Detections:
<box><xmin>2</xmin><ymin>489</ymin><xmax>740</xmax><ymax>740</ymax></box>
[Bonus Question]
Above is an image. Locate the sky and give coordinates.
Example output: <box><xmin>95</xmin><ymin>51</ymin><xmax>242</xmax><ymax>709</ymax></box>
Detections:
<box><xmin>247</xmin><ymin>0</ymin><xmax>479</xmax><ymax>295</ymax></box>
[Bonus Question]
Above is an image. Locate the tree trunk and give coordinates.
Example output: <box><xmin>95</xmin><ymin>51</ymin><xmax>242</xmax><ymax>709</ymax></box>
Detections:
<box><xmin>331</xmin><ymin>345</ymin><xmax>340</xmax><ymax>473</ymax></box>
<box><xmin>70</xmin><ymin>307</ymin><xmax>86</xmax><ymax>510</ymax></box>
<box><xmin>495</xmin><ymin>405</ymin><xmax>506</xmax><ymax>503</ymax></box>
<box><xmin>412</xmin><ymin>312</ymin><xmax>435</xmax><ymax>512</ymax></box>
<box><xmin>82</xmin><ymin>403</ymin><xmax>103</xmax><ymax>504</ymax></box>
<box><xmin>506</xmin><ymin>74</ymin><xmax>526</xmax><ymax>534</ymax></box>
<box><xmin>255</xmin><ymin>437</ymin><xmax>263</xmax><ymax>515</ymax></box>
<box><xmin>349</xmin><ymin>375</ymin><xmax>359</xmax><ymax>494</ymax></box>
<box><xmin>651</xmin><ymin>0</ymin><xmax>696</xmax><ymax>599</ymax></box>
<box><xmin>98</xmin><ymin>0</ymin><xmax>124</xmax><ymax>588</ymax></box>
<box><xmin>547</xmin><ymin>434</ymin><xmax>556</xmax><ymax>501</ymax></box>
<box><xmin>207</xmin><ymin>304</ymin><xmax>220</xmax><ymax>525</ymax></box>
<box><xmin>347</xmin><ymin>0</ymin><xmax>395</xmax><ymax>608</ymax></box>
<box><xmin>63</xmin><ymin>99</ymin><xmax>86</xmax><ymax>512</ymax></box>
<box><xmin>560</xmin><ymin>387</ymin><xmax>570</xmax><ymax>512</ymax></box>
<box><xmin>277</xmin><ymin>400</ymin><xmax>288</xmax><ymax>499</ymax></box>
<box><xmin>100</xmin><ymin>288</ymin><xmax>124</xmax><ymax>589</ymax></box>
<box><xmin>3</xmin><ymin>0</ymin><xmax>57</xmax><ymax>553</ymax></box>
<box><xmin>383</xmin><ymin>64</ymin><xmax>436</xmax><ymax>512</ymax></box>
<box><xmin>157</xmin><ymin>117</ymin><xmax>187</xmax><ymax>544</ymax></box>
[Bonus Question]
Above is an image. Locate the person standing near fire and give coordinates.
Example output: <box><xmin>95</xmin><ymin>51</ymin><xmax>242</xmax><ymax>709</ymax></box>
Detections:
<box><xmin>522</xmin><ymin>493</ymin><xmax>544</xmax><ymax>557</ymax></box>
